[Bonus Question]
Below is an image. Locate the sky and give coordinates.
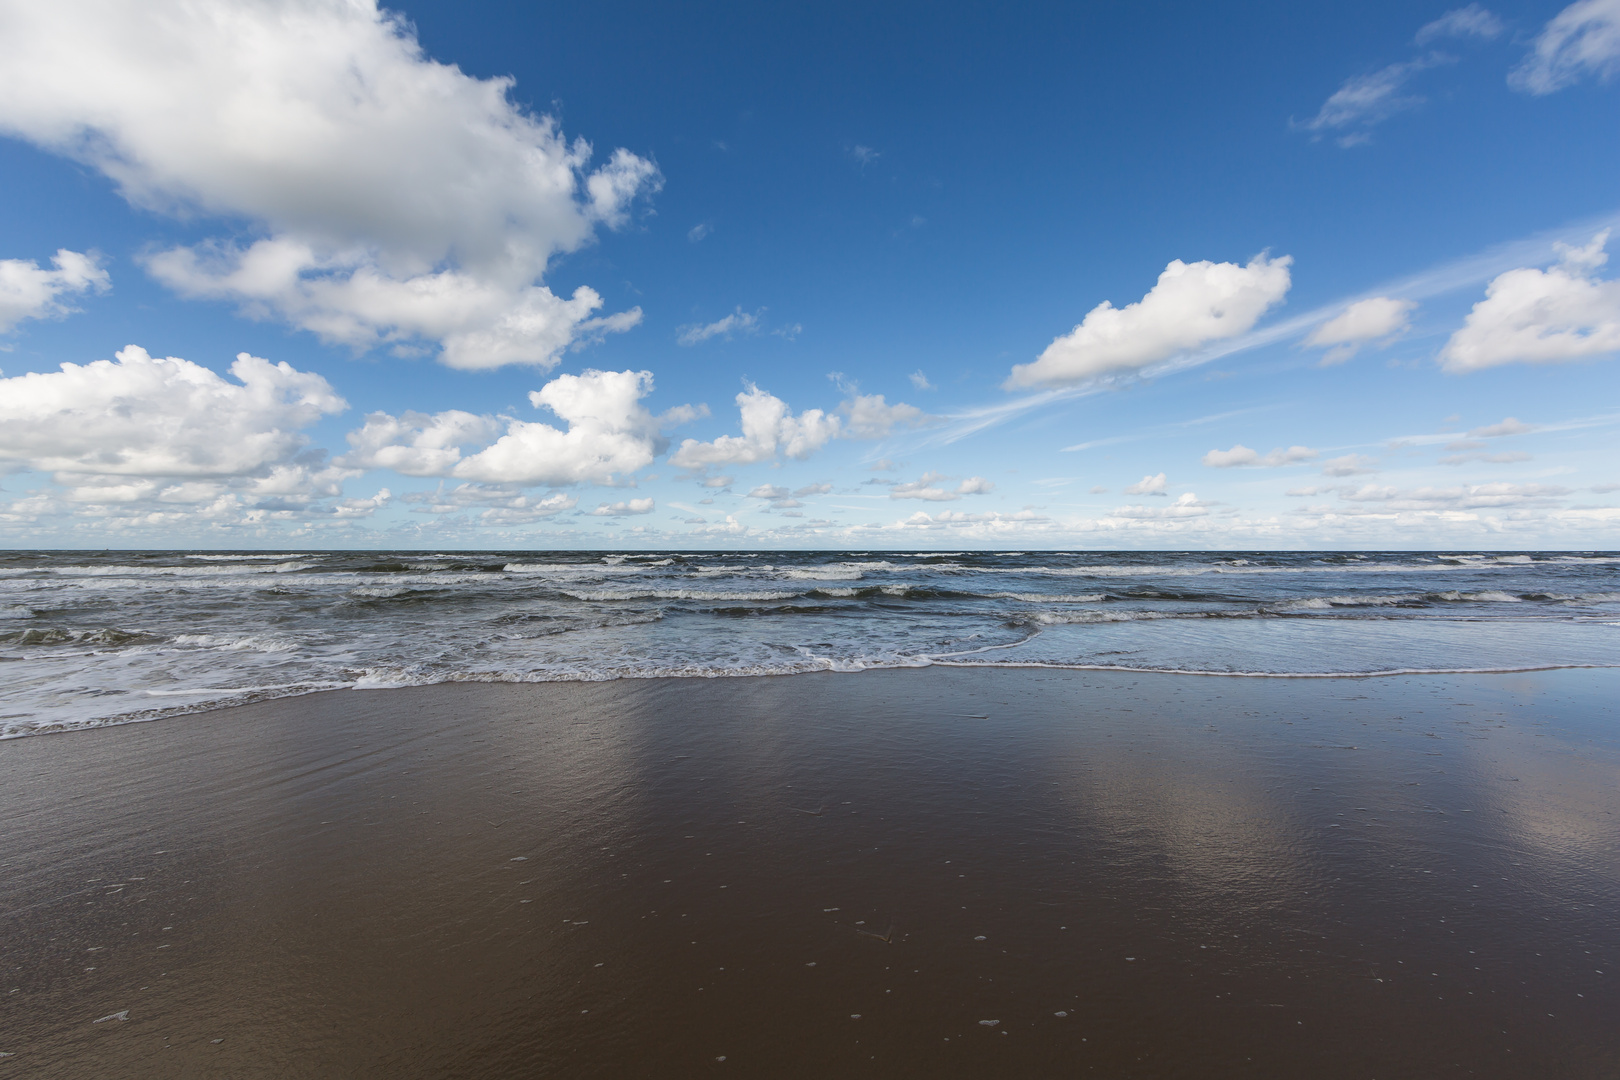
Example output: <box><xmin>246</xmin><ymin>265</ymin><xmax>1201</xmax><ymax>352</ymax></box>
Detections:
<box><xmin>0</xmin><ymin>0</ymin><xmax>1617</xmax><ymax>550</ymax></box>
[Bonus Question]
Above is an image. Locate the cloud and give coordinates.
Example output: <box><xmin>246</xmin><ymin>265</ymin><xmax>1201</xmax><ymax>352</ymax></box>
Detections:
<box><xmin>1416</xmin><ymin>4</ymin><xmax>1504</xmax><ymax>45</ymax></box>
<box><xmin>889</xmin><ymin>472</ymin><xmax>996</xmax><ymax>501</ymax></box>
<box><xmin>590</xmin><ymin>497</ymin><xmax>654</xmax><ymax>516</ymax></box>
<box><xmin>1006</xmin><ymin>254</ymin><xmax>1291</xmax><ymax>388</ymax></box>
<box><xmin>688</xmin><ymin>222</ymin><xmax>713</xmax><ymax>243</ymax></box>
<box><xmin>0</xmin><ymin>345</ymin><xmax>345</xmax><ymax>480</ymax></box>
<box><xmin>340</xmin><ymin>410</ymin><xmax>500</xmax><ymax>476</ymax></box>
<box><xmin>1202</xmin><ymin>444</ymin><xmax>1318</xmax><ymax>468</ymax></box>
<box><xmin>1320</xmin><ymin>454</ymin><xmax>1380</xmax><ymax>476</ymax></box>
<box><xmin>344</xmin><ymin>369</ymin><xmax>689</xmax><ymax>486</ymax></box>
<box><xmin>1111</xmin><ymin>492</ymin><xmax>1211</xmax><ymax>519</ymax></box>
<box><xmin>670</xmin><ymin>385</ymin><xmax>928</xmax><ymax>468</ymax></box>
<box><xmin>850</xmin><ymin>145</ymin><xmax>880</xmax><ymax>165</ymax></box>
<box><xmin>1468</xmin><ymin>416</ymin><xmax>1535</xmax><ymax>437</ymax></box>
<box><xmin>0</xmin><ymin>344</ymin><xmax>362</xmax><ymax>523</ymax></box>
<box><xmin>1304</xmin><ymin>297</ymin><xmax>1415</xmax><ymax>363</ymax></box>
<box><xmin>0</xmin><ymin>249</ymin><xmax>110</xmax><ymax>333</ymax></box>
<box><xmin>1123</xmin><ymin>472</ymin><xmax>1168</xmax><ymax>495</ymax></box>
<box><xmin>1439</xmin><ymin>231</ymin><xmax>1620</xmax><ymax>371</ymax></box>
<box><xmin>909</xmin><ymin>369</ymin><xmax>935</xmax><ymax>390</ymax></box>
<box><xmin>402</xmin><ymin>483</ymin><xmax>576</xmax><ymax>524</ymax></box>
<box><xmin>747</xmin><ymin>484</ymin><xmax>790</xmax><ymax>499</ymax></box>
<box><xmin>1510</xmin><ymin>0</ymin><xmax>1620</xmax><ymax>94</ymax></box>
<box><xmin>677</xmin><ymin>307</ymin><xmax>761</xmax><ymax>346</ymax></box>
<box><xmin>794</xmin><ymin>482</ymin><xmax>833</xmax><ymax>496</ymax></box>
<box><xmin>0</xmin><ymin>0</ymin><xmax>658</xmax><ymax>369</ymax></box>
<box><xmin>746</xmin><ymin>483</ymin><xmax>805</xmax><ymax>508</ymax></box>
<box><xmin>670</xmin><ymin>385</ymin><xmax>840</xmax><ymax>467</ymax></box>
<box><xmin>867</xmin><ymin>508</ymin><xmax>1052</xmax><ymax>536</ymax></box>
<box><xmin>1439</xmin><ymin>451</ymin><xmax>1531</xmax><ymax>465</ymax></box>
<box><xmin>839</xmin><ymin>393</ymin><xmax>931</xmax><ymax>438</ymax></box>
<box><xmin>1296</xmin><ymin>55</ymin><xmax>1454</xmax><ymax>145</ymax></box>
<box><xmin>1335</xmin><ymin>481</ymin><xmax>1572</xmax><ymax>509</ymax></box>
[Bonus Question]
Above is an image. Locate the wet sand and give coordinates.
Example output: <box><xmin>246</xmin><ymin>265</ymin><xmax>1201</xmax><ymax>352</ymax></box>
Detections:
<box><xmin>1</xmin><ymin>667</ymin><xmax>1617</xmax><ymax>1078</ymax></box>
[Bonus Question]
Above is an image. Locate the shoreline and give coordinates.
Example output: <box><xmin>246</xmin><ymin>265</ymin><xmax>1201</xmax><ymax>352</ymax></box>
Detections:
<box><xmin>3</xmin><ymin>666</ymin><xmax>1617</xmax><ymax>1076</ymax></box>
<box><xmin>7</xmin><ymin>657</ymin><xmax>1620</xmax><ymax>743</ymax></box>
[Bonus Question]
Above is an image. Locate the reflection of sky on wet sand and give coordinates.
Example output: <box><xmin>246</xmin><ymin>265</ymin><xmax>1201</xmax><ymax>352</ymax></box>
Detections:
<box><xmin>4</xmin><ymin>667</ymin><xmax>1616</xmax><ymax>1077</ymax></box>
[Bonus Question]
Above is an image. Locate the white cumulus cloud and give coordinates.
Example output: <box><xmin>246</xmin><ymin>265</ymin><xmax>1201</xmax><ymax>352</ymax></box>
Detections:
<box><xmin>590</xmin><ymin>498</ymin><xmax>654</xmax><ymax>516</ymax></box>
<box><xmin>670</xmin><ymin>385</ymin><xmax>928</xmax><ymax>469</ymax></box>
<box><xmin>1305</xmin><ymin>297</ymin><xmax>1415</xmax><ymax>364</ymax></box>
<box><xmin>1468</xmin><ymin>416</ymin><xmax>1535</xmax><ymax>437</ymax></box>
<box><xmin>1439</xmin><ymin>231</ymin><xmax>1620</xmax><ymax>372</ymax></box>
<box><xmin>402</xmin><ymin>484</ymin><xmax>576</xmax><ymax>524</ymax></box>
<box><xmin>1007</xmin><ymin>254</ymin><xmax>1291</xmax><ymax>388</ymax></box>
<box><xmin>670</xmin><ymin>385</ymin><xmax>840</xmax><ymax>467</ymax></box>
<box><xmin>0</xmin><ymin>0</ymin><xmax>659</xmax><ymax>369</ymax></box>
<box><xmin>889</xmin><ymin>473</ymin><xmax>995</xmax><ymax>501</ymax></box>
<box><xmin>0</xmin><ymin>249</ymin><xmax>109</xmax><ymax>333</ymax></box>
<box><xmin>344</xmin><ymin>369</ymin><xmax>693</xmax><ymax>487</ymax></box>
<box><xmin>1123</xmin><ymin>472</ymin><xmax>1168</xmax><ymax>495</ymax></box>
<box><xmin>0</xmin><ymin>345</ymin><xmax>365</xmax><ymax>524</ymax></box>
<box><xmin>1203</xmin><ymin>445</ymin><xmax>1318</xmax><ymax>468</ymax></box>
<box><xmin>1320</xmin><ymin>454</ymin><xmax>1380</xmax><ymax>477</ymax></box>
<box><xmin>1111</xmin><ymin>492</ymin><xmax>1211</xmax><ymax>519</ymax></box>
<box><xmin>1511</xmin><ymin>0</ymin><xmax>1620</xmax><ymax>94</ymax></box>
<box><xmin>840</xmin><ymin>394</ymin><xmax>931</xmax><ymax>439</ymax></box>
<box><xmin>0</xmin><ymin>345</ymin><xmax>345</xmax><ymax>480</ymax></box>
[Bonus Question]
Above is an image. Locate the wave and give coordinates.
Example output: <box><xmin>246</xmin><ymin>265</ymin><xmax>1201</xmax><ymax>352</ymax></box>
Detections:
<box><xmin>979</xmin><ymin>592</ymin><xmax>1108</xmax><ymax>603</ymax></box>
<box><xmin>185</xmin><ymin>553</ymin><xmax>317</xmax><ymax>561</ymax></box>
<box><xmin>503</xmin><ymin>561</ymin><xmax>648</xmax><ymax>576</ymax></box>
<box><xmin>1</xmin><ymin>626</ymin><xmax>157</xmax><ymax>647</ymax></box>
<box><xmin>46</xmin><ymin>560</ymin><xmax>316</xmax><ymax>577</ymax></box>
<box><xmin>1027</xmin><ymin>609</ymin><xmax>1210</xmax><ymax>626</ymax></box>
<box><xmin>171</xmin><ymin>633</ymin><xmax>299</xmax><ymax>653</ymax></box>
<box><xmin>558</xmin><ymin>588</ymin><xmax>805</xmax><ymax>602</ymax></box>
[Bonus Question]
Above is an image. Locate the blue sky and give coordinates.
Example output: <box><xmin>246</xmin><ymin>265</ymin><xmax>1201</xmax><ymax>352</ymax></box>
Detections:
<box><xmin>1</xmin><ymin>0</ymin><xmax>1617</xmax><ymax>549</ymax></box>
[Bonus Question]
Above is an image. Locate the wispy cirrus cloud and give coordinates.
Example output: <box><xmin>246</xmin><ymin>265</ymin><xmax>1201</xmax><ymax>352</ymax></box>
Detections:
<box><xmin>1511</xmin><ymin>0</ymin><xmax>1620</xmax><ymax>94</ymax></box>
<box><xmin>1295</xmin><ymin>54</ymin><xmax>1455</xmax><ymax>147</ymax></box>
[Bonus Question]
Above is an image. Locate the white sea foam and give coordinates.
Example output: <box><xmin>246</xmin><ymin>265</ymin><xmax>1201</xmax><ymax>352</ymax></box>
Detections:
<box><xmin>1268</xmin><ymin>594</ymin><xmax>1422</xmax><ymax>610</ymax></box>
<box><xmin>49</xmin><ymin>560</ymin><xmax>314</xmax><ymax>577</ymax></box>
<box><xmin>559</xmin><ymin>588</ymin><xmax>804</xmax><ymax>602</ymax></box>
<box><xmin>172</xmin><ymin>633</ymin><xmax>298</xmax><ymax>652</ymax></box>
<box><xmin>1433</xmin><ymin>590</ymin><xmax>1521</xmax><ymax>603</ymax></box>
<box><xmin>186</xmin><ymin>553</ymin><xmax>317</xmax><ymax>561</ymax></box>
<box><xmin>350</xmin><ymin>586</ymin><xmax>407</xmax><ymax>598</ymax></box>
<box><xmin>780</xmin><ymin>566</ymin><xmax>866</xmax><ymax>580</ymax></box>
<box><xmin>1030</xmin><ymin>610</ymin><xmax>1183</xmax><ymax>625</ymax></box>
<box><xmin>981</xmin><ymin>591</ymin><xmax>1107</xmax><ymax>603</ymax></box>
<box><xmin>3</xmin><ymin>547</ymin><xmax>1616</xmax><ymax>739</ymax></box>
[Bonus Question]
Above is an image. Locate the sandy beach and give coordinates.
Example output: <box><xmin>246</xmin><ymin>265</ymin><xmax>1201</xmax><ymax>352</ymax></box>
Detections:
<box><xmin>2</xmin><ymin>667</ymin><xmax>1617</xmax><ymax>1078</ymax></box>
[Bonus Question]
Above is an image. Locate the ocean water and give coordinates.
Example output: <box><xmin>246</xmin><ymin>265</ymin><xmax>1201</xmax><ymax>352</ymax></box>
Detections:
<box><xmin>1</xmin><ymin>549</ymin><xmax>1617</xmax><ymax>738</ymax></box>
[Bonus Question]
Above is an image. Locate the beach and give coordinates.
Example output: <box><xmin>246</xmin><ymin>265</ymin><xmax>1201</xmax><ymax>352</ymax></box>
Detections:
<box><xmin>2</xmin><ymin>667</ymin><xmax>1616</xmax><ymax>1077</ymax></box>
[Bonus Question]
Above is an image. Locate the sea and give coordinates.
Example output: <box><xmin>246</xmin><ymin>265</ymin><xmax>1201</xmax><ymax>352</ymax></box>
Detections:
<box><xmin>1</xmin><ymin>549</ymin><xmax>1617</xmax><ymax>738</ymax></box>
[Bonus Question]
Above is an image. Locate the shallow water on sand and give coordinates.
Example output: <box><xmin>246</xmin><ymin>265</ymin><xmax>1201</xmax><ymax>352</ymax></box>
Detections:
<box><xmin>2</xmin><ymin>669</ymin><xmax>1616</xmax><ymax>1077</ymax></box>
<box><xmin>3</xmin><ymin>548</ymin><xmax>1618</xmax><ymax>737</ymax></box>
